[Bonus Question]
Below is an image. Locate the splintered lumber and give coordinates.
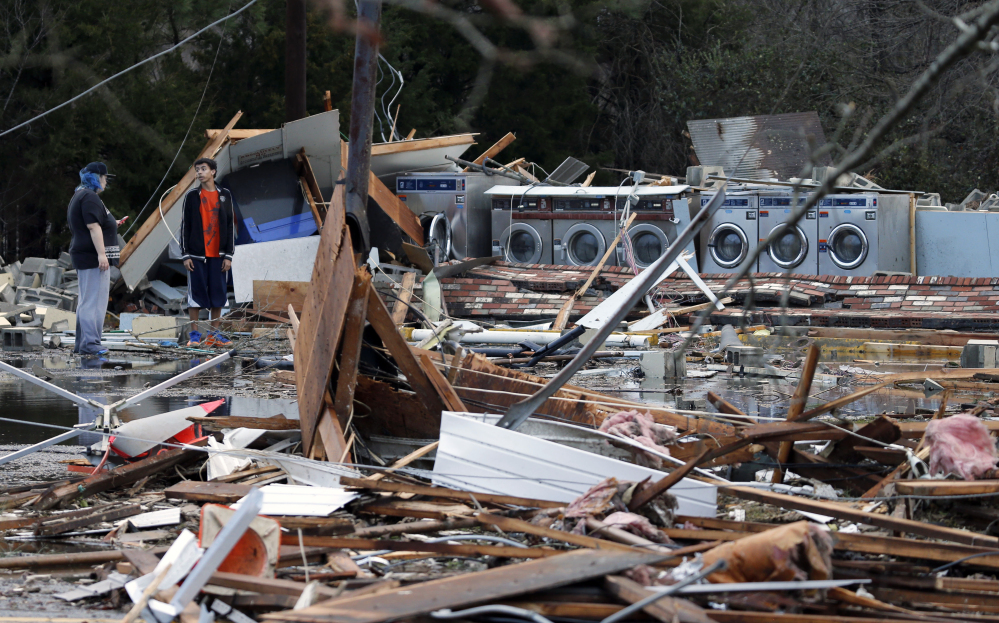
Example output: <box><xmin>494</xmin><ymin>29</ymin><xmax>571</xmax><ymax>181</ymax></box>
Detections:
<box><xmin>477</xmin><ymin>513</ymin><xmax>633</xmax><ymax>552</ymax></box>
<box><xmin>122</xmin><ymin>112</ymin><xmax>242</xmax><ymax>265</ymax></box>
<box><xmin>34</xmin><ymin>448</ymin><xmax>198</xmax><ymax>510</ymax></box>
<box><xmin>332</xmin><ymin>269</ymin><xmax>373</xmax><ymax>433</ymax></box>
<box><xmin>296</xmin><ymin>148</ymin><xmax>328</xmax><ymax>226</ymax></box>
<box><xmin>206</xmin><ymin>128</ymin><xmax>273</xmax><ymax>140</ymax></box>
<box><xmin>350</xmin><ymin>516</ymin><xmax>477</xmax><ymax>538</ymax></box>
<box><xmin>295</xmin><ymin>171</ymin><xmax>353</xmax><ymax>457</ymax></box>
<box><xmin>359</xmin><ymin>499</ymin><xmax>472</xmax><ymax>519</ymax></box>
<box><xmin>628</xmin><ymin>449</ymin><xmax>709</xmax><ymax>511</ymax></box>
<box><xmin>371</xmin><ymin>133</ymin><xmax>476</xmax><ymax>156</ymax></box>
<box><xmin>259</xmin><ymin>548</ymin><xmax>668</xmax><ymax>623</ymax></box>
<box><xmin>188</xmin><ymin>414</ymin><xmax>300</xmax><ymax>431</ymax></box>
<box><xmin>419</xmin><ymin>353</ymin><xmax>467</xmax><ymax>412</ymax></box>
<box><xmin>366</xmin><ymin>440</ymin><xmax>438</xmax><ymax>482</ymax></box>
<box><xmin>254</xmin><ymin>281</ymin><xmax>310</xmax><ymax>315</ymax></box>
<box><xmin>894</xmin><ymin>480</ymin><xmax>999</xmax><ymax>496</ymax></box>
<box><xmin>0</xmin><ymin>546</ymin><xmax>169</xmax><ymax>570</ymax></box>
<box><xmin>604</xmin><ymin>575</ymin><xmax>714</xmax><ymax>623</ymax></box>
<box><xmin>279</xmin><ymin>534</ymin><xmax>558</xmax><ymax>558</ymax></box>
<box><xmin>463</xmin><ymin>132</ymin><xmax>515</xmax><ymax>170</ymax></box>
<box><xmin>367</xmin><ymin>171</ymin><xmax>424</xmax><ymax>244</ymax></box>
<box><xmin>721</xmin><ymin>485</ymin><xmax>999</xmax><ymax>547</ymax></box>
<box><xmin>352</xmin><ymin>376</ymin><xmax>439</xmax><ymax>439</ymax></box>
<box><xmin>35</xmin><ymin>501</ymin><xmax>142</xmax><ymax>536</ymax></box>
<box><xmin>165</xmin><ymin>481</ymin><xmax>254</xmax><ymax>504</ymax></box>
<box><xmin>773</xmin><ymin>343</ymin><xmax>820</xmax><ymax>484</ymax></box>
<box><xmin>265</xmin><ymin>516</ymin><xmax>354</xmax><ymax>535</ymax></box>
<box><xmin>209</xmin><ymin>571</ymin><xmax>341</xmax><ymax>599</ymax></box>
<box><xmin>390</xmin><ymin>272</ymin><xmax>417</xmax><ymax>325</ymax></box>
<box><xmin>365</xmin><ymin>285</ymin><xmax>446</xmax><ymax>417</ymax></box>
<box><xmin>339</xmin><ymin>476</ymin><xmax>563</xmax><ymax>508</ymax></box>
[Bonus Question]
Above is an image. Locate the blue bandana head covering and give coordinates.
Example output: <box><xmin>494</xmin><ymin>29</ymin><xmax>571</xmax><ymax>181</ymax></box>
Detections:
<box><xmin>77</xmin><ymin>169</ymin><xmax>103</xmax><ymax>192</ymax></box>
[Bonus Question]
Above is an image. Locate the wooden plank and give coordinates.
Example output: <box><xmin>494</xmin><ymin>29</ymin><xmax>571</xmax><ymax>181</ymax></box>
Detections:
<box><xmin>279</xmin><ymin>535</ymin><xmax>557</xmax><ymax>558</ymax></box>
<box><xmin>263</xmin><ymin>516</ymin><xmax>354</xmax><ymax>536</ymax></box>
<box><xmin>35</xmin><ymin>502</ymin><xmax>142</xmax><ymax>536</ymax></box>
<box><xmin>339</xmin><ymin>476</ymin><xmax>563</xmax><ymax>509</ymax></box>
<box><xmin>254</xmin><ymin>281</ymin><xmax>311</xmax><ymax>315</ymax></box>
<box><xmin>894</xmin><ymin>480</ymin><xmax>999</xmax><ymax>496</ymax></box>
<box><xmin>209</xmin><ymin>571</ymin><xmax>341</xmax><ymax>599</ymax></box>
<box><xmin>295</xmin><ymin>175</ymin><xmax>353</xmax><ymax>456</ymax></box>
<box><xmin>258</xmin><ymin>549</ymin><xmax>667</xmax><ymax>623</ymax></box>
<box><xmin>188</xmin><ymin>414</ymin><xmax>300</xmax><ymax>431</ymax></box>
<box><xmin>419</xmin><ymin>353</ymin><xmax>467</xmax><ymax>412</ymax></box>
<box><xmin>301</xmin><ymin>178</ymin><xmax>324</xmax><ymax>230</ymax></box>
<box><xmin>352</xmin><ymin>375</ymin><xmax>439</xmax><ymax>439</ymax></box>
<box><xmin>121</xmin><ymin>112</ymin><xmax>242</xmax><ymax>265</ymax></box>
<box><xmin>721</xmin><ymin>484</ymin><xmax>999</xmax><ymax>547</ymax></box>
<box><xmin>332</xmin><ymin>270</ymin><xmax>373</xmax><ymax>432</ymax></box>
<box><xmin>358</xmin><ymin>500</ymin><xmax>472</xmax><ymax>520</ymax></box>
<box><xmin>477</xmin><ymin>513</ymin><xmax>634</xmax><ymax>553</ymax></box>
<box><xmin>463</xmin><ymin>132</ymin><xmax>515</xmax><ymax>170</ymax></box>
<box><xmin>165</xmin><ymin>481</ymin><xmax>254</xmax><ymax>504</ymax></box>
<box><xmin>603</xmin><ymin>575</ymin><xmax>714</xmax><ymax>623</ymax></box>
<box><xmin>366</xmin><ymin>441</ymin><xmax>438</xmax><ymax>482</ymax></box>
<box><xmin>553</xmin><ymin>213</ymin><xmax>636</xmax><ymax>331</ymax></box>
<box><xmin>297</xmin><ymin>148</ymin><xmax>328</xmax><ymax>224</ymax></box>
<box><xmin>33</xmin><ymin>448</ymin><xmax>198</xmax><ymax>510</ymax></box>
<box><xmin>390</xmin><ymin>272</ymin><xmax>417</xmax><ymax>325</ymax></box>
<box><xmin>370</xmin><ymin>133</ymin><xmax>476</xmax><ymax>156</ymax></box>
<box><xmin>773</xmin><ymin>343</ymin><xmax>819</xmax><ymax>483</ymax></box>
<box><xmin>365</xmin><ymin>285</ymin><xmax>446</xmax><ymax>417</ymax></box>
<box><xmin>707</xmin><ymin>613</ymin><xmax>934</xmax><ymax>623</ymax></box>
<box><xmin>0</xmin><ymin>546</ymin><xmax>169</xmax><ymax>570</ymax></box>
<box><xmin>628</xmin><ymin>448</ymin><xmax>708</xmax><ymax>510</ymax></box>
<box><xmin>205</xmin><ymin>128</ymin><xmax>273</xmax><ymax>140</ymax></box>
<box><xmin>367</xmin><ymin>170</ymin><xmax>424</xmax><ymax>245</ymax></box>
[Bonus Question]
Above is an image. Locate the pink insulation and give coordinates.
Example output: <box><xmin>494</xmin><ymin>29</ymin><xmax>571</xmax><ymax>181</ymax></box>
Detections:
<box><xmin>599</xmin><ymin>410</ymin><xmax>678</xmax><ymax>466</ymax></box>
<box><xmin>925</xmin><ymin>413</ymin><xmax>998</xmax><ymax>480</ymax></box>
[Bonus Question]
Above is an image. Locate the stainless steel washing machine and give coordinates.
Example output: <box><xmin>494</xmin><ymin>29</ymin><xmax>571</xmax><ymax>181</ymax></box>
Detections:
<box><xmin>758</xmin><ymin>194</ymin><xmax>818</xmax><ymax>274</ymax></box>
<box><xmin>818</xmin><ymin>193</ymin><xmax>879</xmax><ymax>276</ymax></box>
<box><xmin>698</xmin><ymin>192</ymin><xmax>759</xmax><ymax>273</ymax></box>
<box><xmin>486</xmin><ymin>187</ymin><xmax>553</xmax><ymax>265</ymax></box>
<box><xmin>550</xmin><ymin>192</ymin><xmax>616</xmax><ymax>267</ymax></box>
<box><xmin>615</xmin><ymin>192</ymin><xmax>697</xmax><ymax>271</ymax></box>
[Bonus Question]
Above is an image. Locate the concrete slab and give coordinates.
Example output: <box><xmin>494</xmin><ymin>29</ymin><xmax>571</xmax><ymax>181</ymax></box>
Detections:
<box><xmin>42</xmin><ymin>307</ymin><xmax>76</xmax><ymax>331</ymax></box>
<box><xmin>230</xmin><ymin>237</ymin><xmax>320</xmax><ymax>303</ymax></box>
<box><xmin>132</xmin><ymin>315</ymin><xmax>182</xmax><ymax>339</ymax></box>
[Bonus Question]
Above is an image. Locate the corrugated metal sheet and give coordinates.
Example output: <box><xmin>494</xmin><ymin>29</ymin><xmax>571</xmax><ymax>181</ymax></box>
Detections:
<box><xmin>432</xmin><ymin>412</ymin><xmax>717</xmax><ymax>517</ymax></box>
<box><xmin>687</xmin><ymin>112</ymin><xmax>829</xmax><ymax>180</ymax></box>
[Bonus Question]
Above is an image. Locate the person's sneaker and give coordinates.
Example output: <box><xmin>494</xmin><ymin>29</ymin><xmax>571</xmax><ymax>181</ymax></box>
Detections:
<box><xmin>186</xmin><ymin>330</ymin><xmax>202</xmax><ymax>347</ymax></box>
<box><xmin>204</xmin><ymin>332</ymin><xmax>231</xmax><ymax>348</ymax></box>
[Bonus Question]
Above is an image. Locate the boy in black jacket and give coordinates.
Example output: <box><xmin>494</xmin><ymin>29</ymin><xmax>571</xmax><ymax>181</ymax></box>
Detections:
<box><xmin>180</xmin><ymin>157</ymin><xmax>236</xmax><ymax>347</ymax></box>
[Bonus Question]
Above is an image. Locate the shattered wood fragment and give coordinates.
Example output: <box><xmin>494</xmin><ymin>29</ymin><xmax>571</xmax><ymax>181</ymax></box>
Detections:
<box><xmin>34</xmin><ymin>448</ymin><xmax>199</xmax><ymax>510</ymax></box>
<box><xmin>279</xmin><ymin>535</ymin><xmax>558</xmax><ymax>558</ymax></box>
<box><xmin>365</xmin><ymin>440</ymin><xmax>438</xmax><ymax>482</ymax></box>
<box><xmin>772</xmin><ymin>344</ymin><xmax>820</xmax><ymax>484</ymax></box>
<box><xmin>419</xmin><ymin>353</ymin><xmax>467</xmax><ymax>412</ymax></box>
<box><xmin>339</xmin><ymin>476</ymin><xmax>563</xmax><ymax>508</ymax></box>
<box><xmin>165</xmin><ymin>481</ymin><xmax>253</xmax><ymax>504</ymax></box>
<box><xmin>258</xmin><ymin>516</ymin><xmax>353</xmax><ymax>536</ymax></box>
<box><xmin>209</xmin><ymin>571</ymin><xmax>341</xmax><ymax>599</ymax></box>
<box><xmin>390</xmin><ymin>272</ymin><xmax>417</xmax><ymax>325</ymax></box>
<box><xmin>603</xmin><ymin>575</ymin><xmax>714</xmax><ymax>623</ymax></box>
<box><xmin>352</xmin><ymin>376</ymin><xmax>438</xmax><ymax>439</ymax></box>
<box><xmin>0</xmin><ymin>546</ymin><xmax>169</xmax><ymax>570</ymax></box>
<box><xmin>332</xmin><ymin>269</ymin><xmax>372</xmax><ymax>437</ymax></box>
<box><xmin>628</xmin><ymin>449</ymin><xmax>708</xmax><ymax>511</ymax></box>
<box><xmin>349</xmin><ymin>516</ymin><xmax>477</xmax><ymax>538</ymax></box>
<box><xmin>367</xmin><ymin>170</ymin><xmax>424</xmax><ymax>245</ymax></box>
<box><xmin>35</xmin><ymin>501</ymin><xmax>142</xmax><ymax>536</ymax></box>
<box><xmin>187</xmin><ymin>415</ymin><xmax>300</xmax><ymax>431</ymax></box>
<box><xmin>827</xmin><ymin>415</ymin><xmax>900</xmax><ymax>464</ymax></box>
<box><xmin>358</xmin><ymin>499</ymin><xmax>473</xmax><ymax>519</ymax></box>
<box><xmin>365</xmin><ymin>286</ymin><xmax>446</xmax><ymax>417</ymax></box>
<box><xmin>463</xmin><ymin>132</ymin><xmax>515</xmax><ymax>171</ymax></box>
<box><xmin>259</xmin><ymin>548</ymin><xmax>669</xmax><ymax>623</ymax></box>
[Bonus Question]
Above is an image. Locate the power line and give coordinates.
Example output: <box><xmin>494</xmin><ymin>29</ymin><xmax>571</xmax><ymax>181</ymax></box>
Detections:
<box><xmin>0</xmin><ymin>0</ymin><xmax>260</xmax><ymax>139</ymax></box>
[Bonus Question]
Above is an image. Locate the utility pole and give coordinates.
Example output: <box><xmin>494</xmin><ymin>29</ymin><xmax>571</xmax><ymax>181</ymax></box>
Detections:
<box><xmin>285</xmin><ymin>0</ymin><xmax>307</xmax><ymax>122</ymax></box>
<box><xmin>345</xmin><ymin>0</ymin><xmax>382</xmax><ymax>254</ymax></box>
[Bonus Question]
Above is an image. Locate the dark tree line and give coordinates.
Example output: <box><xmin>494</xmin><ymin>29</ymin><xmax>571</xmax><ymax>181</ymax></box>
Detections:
<box><xmin>1</xmin><ymin>0</ymin><xmax>997</xmax><ymax>261</ymax></box>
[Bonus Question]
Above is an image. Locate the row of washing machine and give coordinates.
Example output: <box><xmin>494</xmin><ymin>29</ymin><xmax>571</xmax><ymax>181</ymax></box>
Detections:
<box><xmin>485</xmin><ymin>186</ymin><xmax>700</xmax><ymax>271</ymax></box>
<box><xmin>699</xmin><ymin>191</ymin><xmax>886</xmax><ymax>276</ymax></box>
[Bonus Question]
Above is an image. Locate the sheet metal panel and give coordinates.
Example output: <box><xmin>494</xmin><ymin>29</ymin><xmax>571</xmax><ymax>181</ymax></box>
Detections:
<box><xmin>432</xmin><ymin>412</ymin><xmax>716</xmax><ymax>517</ymax></box>
<box><xmin>915</xmin><ymin>211</ymin><xmax>992</xmax><ymax>277</ymax></box>
<box><xmin>687</xmin><ymin>112</ymin><xmax>829</xmax><ymax>180</ymax></box>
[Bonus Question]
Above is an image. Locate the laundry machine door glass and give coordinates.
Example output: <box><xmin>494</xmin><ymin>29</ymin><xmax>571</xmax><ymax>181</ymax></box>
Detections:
<box><xmin>628</xmin><ymin>224</ymin><xmax>668</xmax><ymax>268</ymax></box>
<box><xmin>424</xmin><ymin>213</ymin><xmax>452</xmax><ymax>260</ymax></box>
<box><xmin>503</xmin><ymin>224</ymin><xmax>543</xmax><ymax>264</ymax></box>
<box><xmin>564</xmin><ymin>223</ymin><xmax>606</xmax><ymax>266</ymax></box>
<box><xmin>767</xmin><ymin>224</ymin><xmax>808</xmax><ymax>269</ymax></box>
<box><xmin>709</xmin><ymin>224</ymin><xmax>748</xmax><ymax>269</ymax></box>
<box><xmin>827</xmin><ymin>223</ymin><xmax>868</xmax><ymax>269</ymax></box>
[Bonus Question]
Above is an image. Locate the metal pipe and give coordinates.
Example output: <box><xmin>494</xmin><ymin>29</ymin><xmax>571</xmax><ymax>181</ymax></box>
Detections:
<box><xmin>0</xmin><ymin>360</ymin><xmax>105</xmax><ymax>410</ymax></box>
<box><xmin>496</xmin><ymin>189</ymin><xmax>727</xmax><ymax>431</ymax></box>
<box><xmin>345</xmin><ymin>0</ymin><xmax>383</xmax><ymax>254</ymax></box>
<box><xmin>112</xmin><ymin>350</ymin><xmax>235</xmax><ymax>411</ymax></box>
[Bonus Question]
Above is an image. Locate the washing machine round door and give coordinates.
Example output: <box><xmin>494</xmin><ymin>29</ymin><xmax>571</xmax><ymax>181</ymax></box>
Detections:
<box><xmin>628</xmin><ymin>224</ymin><xmax>669</xmax><ymax>268</ymax></box>
<box><xmin>501</xmin><ymin>223</ymin><xmax>544</xmax><ymax>264</ymax></box>
<box><xmin>767</xmin><ymin>224</ymin><xmax>809</xmax><ymax>269</ymax></box>
<box><xmin>827</xmin><ymin>223</ymin><xmax>868</xmax><ymax>269</ymax></box>
<box><xmin>563</xmin><ymin>223</ymin><xmax>606</xmax><ymax>266</ymax></box>
<box><xmin>708</xmin><ymin>223</ymin><xmax>748</xmax><ymax>269</ymax></box>
<box><xmin>423</xmin><ymin>213</ymin><xmax>452</xmax><ymax>261</ymax></box>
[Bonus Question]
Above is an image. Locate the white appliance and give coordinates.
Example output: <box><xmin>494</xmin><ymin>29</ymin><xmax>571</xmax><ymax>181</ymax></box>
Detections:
<box><xmin>487</xmin><ymin>191</ymin><xmax>552</xmax><ymax>265</ymax></box>
<box><xmin>698</xmin><ymin>192</ymin><xmax>759</xmax><ymax>273</ymax></box>
<box><xmin>757</xmin><ymin>194</ymin><xmax>818</xmax><ymax>274</ymax></box>
<box><xmin>818</xmin><ymin>193</ymin><xmax>879</xmax><ymax>276</ymax></box>
<box><xmin>617</xmin><ymin>194</ymin><xmax>697</xmax><ymax>272</ymax></box>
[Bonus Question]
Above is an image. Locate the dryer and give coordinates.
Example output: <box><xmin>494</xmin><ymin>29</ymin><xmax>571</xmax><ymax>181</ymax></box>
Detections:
<box><xmin>551</xmin><ymin>194</ymin><xmax>616</xmax><ymax>267</ymax></box>
<box><xmin>817</xmin><ymin>193</ymin><xmax>879</xmax><ymax>276</ymax></box>
<box><xmin>486</xmin><ymin>189</ymin><xmax>553</xmax><ymax>265</ymax></box>
<box><xmin>616</xmin><ymin>193</ymin><xmax>697</xmax><ymax>272</ymax></box>
<box><xmin>758</xmin><ymin>194</ymin><xmax>818</xmax><ymax>274</ymax></box>
<box><xmin>698</xmin><ymin>193</ymin><xmax>759</xmax><ymax>273</ymax></box>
